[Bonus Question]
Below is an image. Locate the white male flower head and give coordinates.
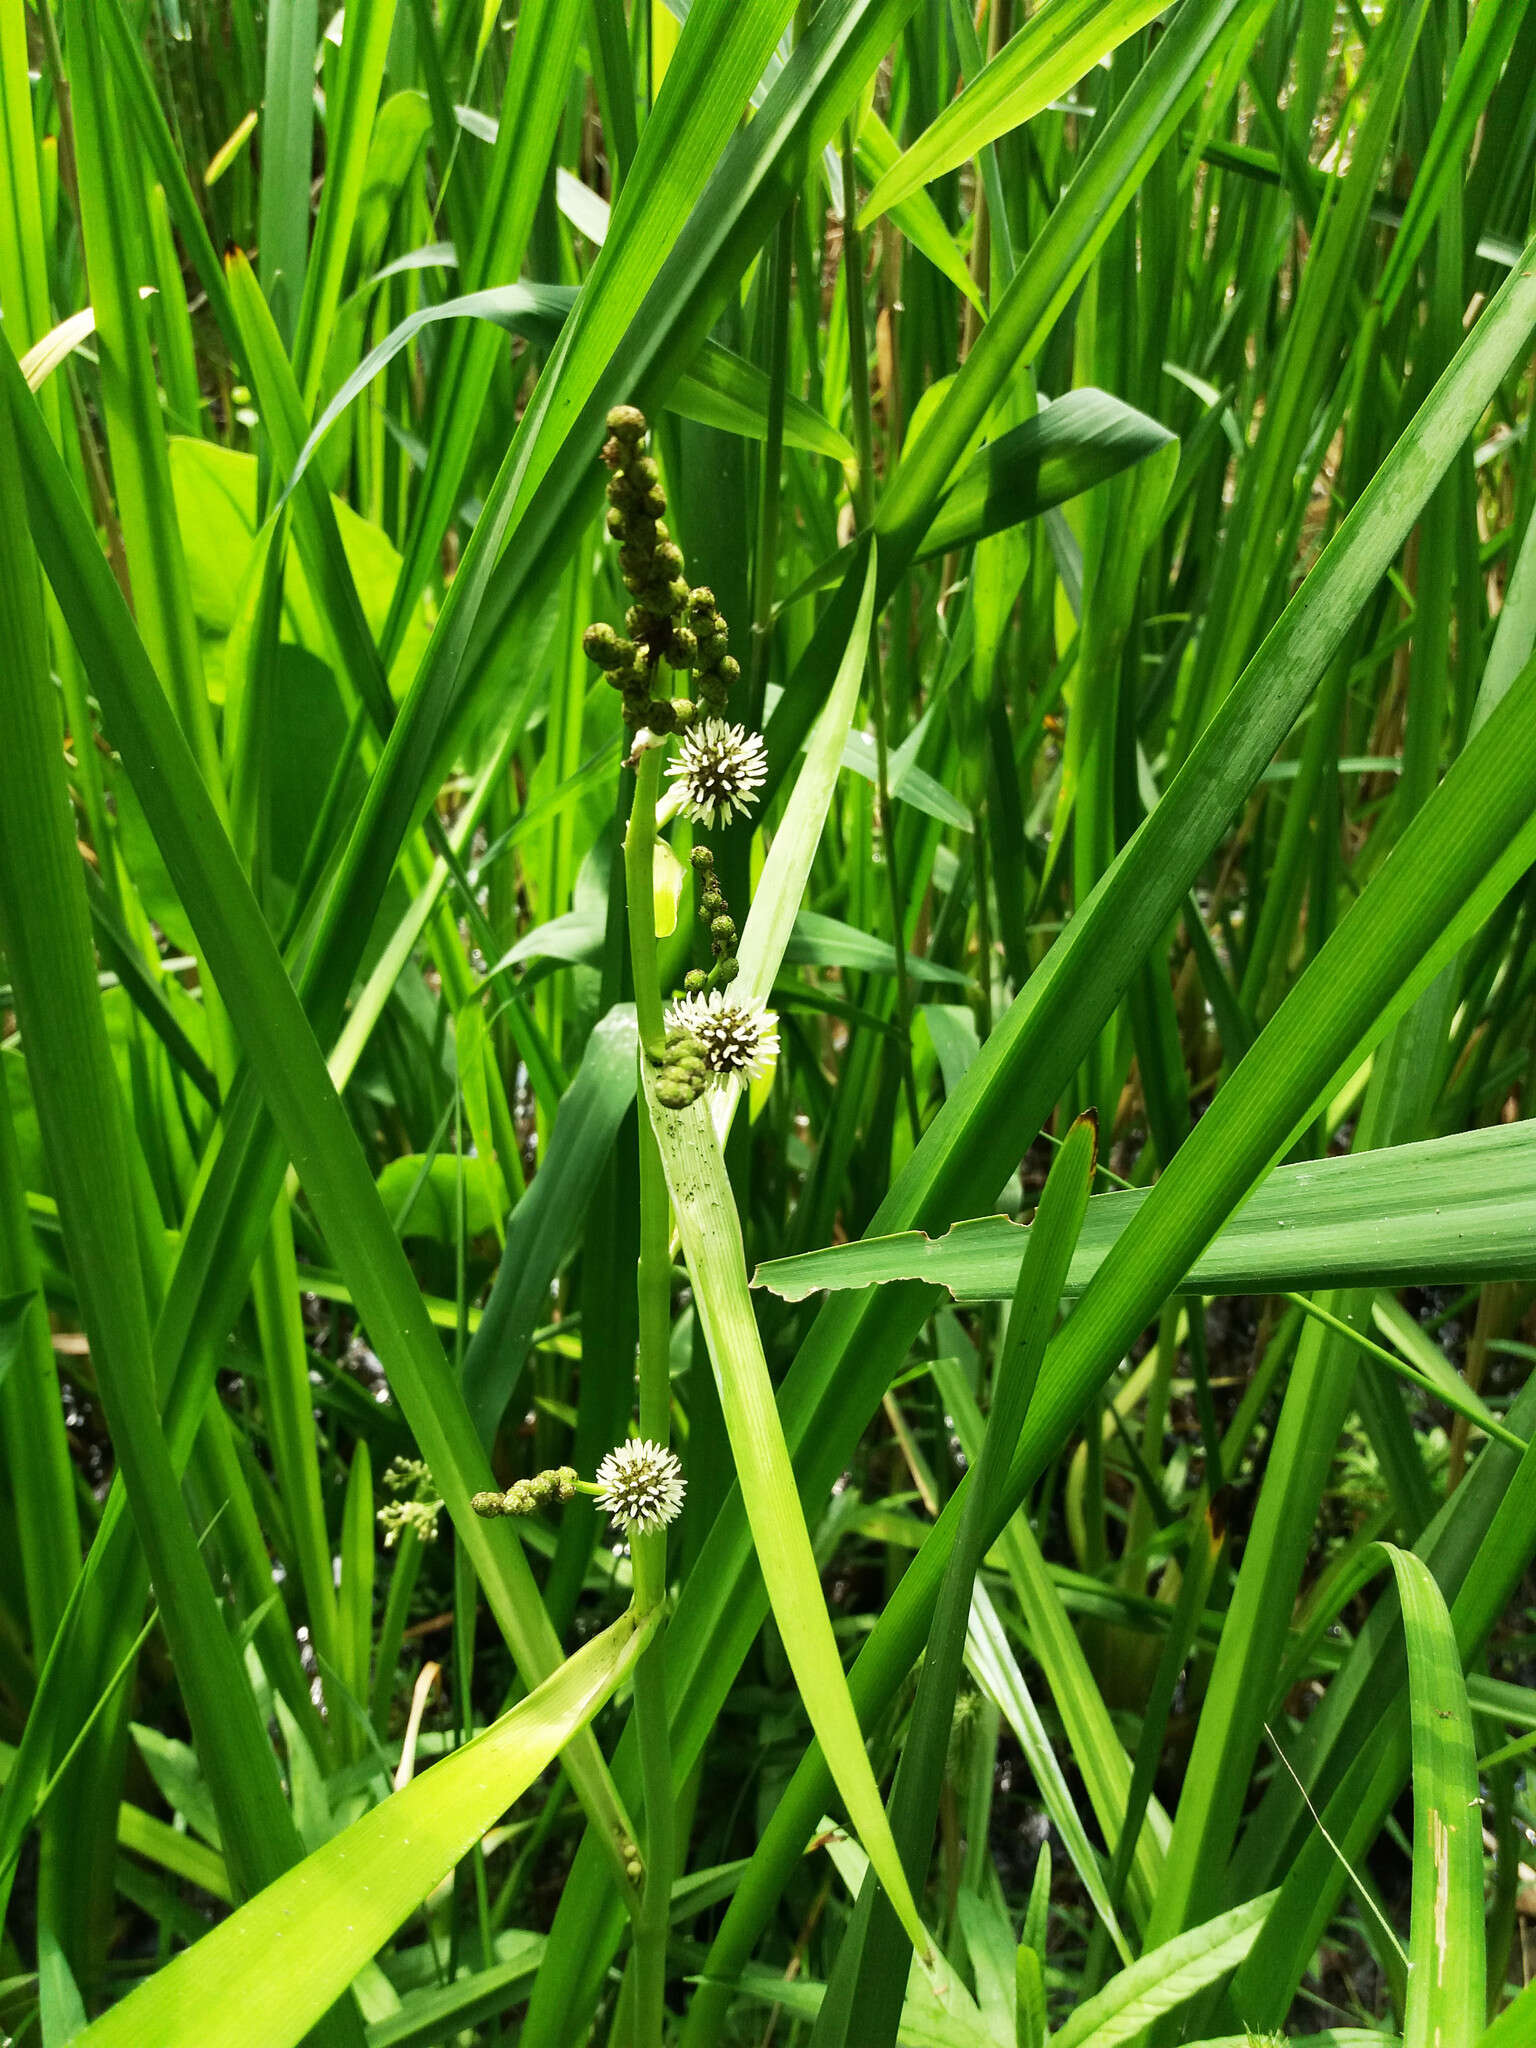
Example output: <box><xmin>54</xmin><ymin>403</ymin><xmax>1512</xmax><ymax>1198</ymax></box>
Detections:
<box><xmin>666</xmin><ymin>718</ymin><xmax>767</xmax><ymax>827</ymax></box>
<box><xmin>594</xmin><ymin>1439</ymin><xmax>686</xmax><ymax>1534</ymax></box>
<box><xmin>664</xmin><ymin>990</ymin><xmax>779</xmax><ymax>1084</ymax></box>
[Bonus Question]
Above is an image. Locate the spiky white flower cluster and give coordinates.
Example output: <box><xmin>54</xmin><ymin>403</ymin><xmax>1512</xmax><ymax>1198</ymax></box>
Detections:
<box><xmin>663</xmin><ymin>990</ymin><xmax>778</xmax><ymax>1083</ymax></box>
<box><xmin>666</xmin><ymin>718</ymin><xmax>767</xmax><ymax>827</ymax></box>
<box><xmin>594</xmin><ymin>1439</ymin><xmax>687</xmax><ymax>1534</ymax></box>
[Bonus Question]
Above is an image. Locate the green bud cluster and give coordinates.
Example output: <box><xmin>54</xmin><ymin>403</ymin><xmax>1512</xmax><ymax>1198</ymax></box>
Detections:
<box><xmin>683</xmin><ymin>583</ymin><xmax>739</xmax><ymax>716</ymax></box>
<box><xmin>683</xmin><ymin>845</ymin><xmax>741</xmax><ymax>996</ymax></box>
<box><xmin>592</xmin><ymin>406</ymin><xmax>694</xmax><ymax>734</ymax></box>
<box><xmin>652</xmin><ymin>1024</ymin><xmax>709</xmax><ymax>1109</ymax></box>
<box><xmin>583</xmin><ymin>407</ymin><xmax>742</xmax><ymax>735</ymax></box>
<box><xmin>471</xmin><ymin>1466</ymin><xmax>579</xmax><ymax>1519</ymax></box>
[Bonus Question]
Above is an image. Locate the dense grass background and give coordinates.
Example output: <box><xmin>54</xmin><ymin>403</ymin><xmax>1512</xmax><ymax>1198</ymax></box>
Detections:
<box><xmin>6</xmin><ymin>0</ymin><xmax>1536</xmax><ymax>2041</ymax></box>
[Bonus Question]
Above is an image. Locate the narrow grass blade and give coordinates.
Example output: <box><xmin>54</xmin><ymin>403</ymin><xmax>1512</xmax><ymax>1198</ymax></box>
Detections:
<box><xmin>861</xmin><ymin>0</ymin><xmax>1173</xmax><ymax>224</ymax></box>
<box><xmin>808</xmin><ymin>1115</ymin><xmax>1099</xmax><ymax>2045</ymax></box>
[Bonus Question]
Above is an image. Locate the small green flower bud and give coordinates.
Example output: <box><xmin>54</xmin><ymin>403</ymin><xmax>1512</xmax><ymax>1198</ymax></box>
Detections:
<box><xmin>631</xmin><ymin>457</ymin><xmax>660</xmax><ymax>489</ymax></box>
<box><xmin>684</xmin><ymin>968</ymin><xmax>707</xmax><ymax>993</ymax></box>
<box><xmin>667</xmin><ymin>625</ymin><xmax>698</xmax><ymax>667</ymax></box>
<box><xmin>605</xmin><ymin>506</ymin><xmax>625</xmax><ymax>539</ymax></box>
<box><xmin>606</xmin><ymin>474</ymin><xmax>634</xmax><ymax>508</ymax></box>
<box><xmin>582</xmin><ymin>623</ymin><xmax>635</xmax><ymax>670</ymax></box>
<box><xmin>717</xmin><ymin>655</ymin><xmax>740</xmax><ymax>689</ymax></box>
<box><xmin>697</xmin><ymin>676</ymin><xmax>729</xmax><ymax>709</ymax></box>
<box><xmin>689</xmin><ymin>846</ymin><xmax>715</xmax><ymax>872</ymax></box>
<box><xmin>643</xmin><ymin>485</ymin><xmax>667</xmax><ymax>519</ymax></box>
<box><xmin>655</xmin><ymin>1067</ymin><xmax>706</xmax><ymax>1109</ymax></box>
<box><xmin>688</xmin><ymin>586</ymin><xmax>715</xmax><ymax>613</ymax></box>
<box><xmin>625</xmin><ymin>605</ymin><xmax>652</xmax><ymax>640</ymax></box>
<box><xmin>701</xmin><ymin>890</ymin><xmax>724</xmax><ymax>916</ymax></box>
<box><xmin>698</xmin><ymin>629</ymin><xmax>728</xmax><ymax>664</ymax></box>
<box><xmin>711</xmin><ymin>955</ymin><xmax>740</xmax><ymax>987</ymax></box>
<box><xmin>710</xmin><ymin>915</ymin><xmax>736</xmax><ymax>945</ymax></box>
<box><xmin>647</xmin><ymin>579</ymin><xmax>683</xmax><ymax>619</ymax></box>
<box><xmin>619</xmin><ymin>544</ymin><xmax>650</xmax><ymax>582</ymax></box>
<box><xmin>607</xmin><ymin>404</ymin><xmax>647</xmax><ymax>442</ymax></box>
<box><xmin>645</xmin><ymin>697</ymin><xmax>677</xmax><ymax>735</ymax></box>
<box><xmin>655</xmin><ymin>541</ymin><xmax>684</xmax><ymax>578</ymax></box>
<box><xmin>671</xmin><ymin>697</ymin><xmax>697</xmax><ymax>727</ymax></box>
<box><xmin>471</xmin><ymin>1490</ymin><xmax>507</xmax><ymax>1517</ymax></box>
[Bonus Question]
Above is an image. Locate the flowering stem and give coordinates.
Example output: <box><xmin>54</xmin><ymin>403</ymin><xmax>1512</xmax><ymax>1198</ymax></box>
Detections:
<box><xmin>626</xmin><ymin>742</ymin><xmax>668</xmax><ymax>1059</ymax></box>
<box><xmin>629</xmin><ymin>739</ymin><xmax>677</xmax><ymax>2042</ymax></box>
<box><xmin>630</xmin><ymin>1534</ymin><xmax>674</xmax><ymax>2044</ymax></box>
<box><xmin>629</xmin><ymin>1139</ymin><xmax>678</xmax><ymax>2048</ymax></box>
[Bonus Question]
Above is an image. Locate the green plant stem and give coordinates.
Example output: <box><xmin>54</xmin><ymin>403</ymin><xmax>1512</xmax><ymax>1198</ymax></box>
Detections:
<box><xmin>842</xmin><ymin>120</ymin><xmax>919</xmax><ymax>1140</ymax></box>
<box><xmin>630</xmin><ymin>1527</ymin><xmax>674</xmax><ymax>2048</ymax></box>
<box><xmin>748</xmin><ymin>200</ymin><xmax>794</xmax><ymax>726</ymax></box>
<box><xmin>626</xmin><ymin>744</ymin><xmax>668</xmax><ymax>1058</ymax></box>
<box><xmin>629</xmin><ymin>736</ymin><xmax>677</xmax><ymax>2041</ymax></box>
<box><xmin>636</xmin><ymin>1110</ymin><xmax>673</xmax><ymax>1445</ymax></box>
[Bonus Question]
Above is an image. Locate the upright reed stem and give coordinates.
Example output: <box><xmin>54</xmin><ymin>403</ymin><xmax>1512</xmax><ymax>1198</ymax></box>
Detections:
<box><xmin>841</xmin><ymin>122</ymin><xmax>920</xmax><ymax>1138</ymax></box>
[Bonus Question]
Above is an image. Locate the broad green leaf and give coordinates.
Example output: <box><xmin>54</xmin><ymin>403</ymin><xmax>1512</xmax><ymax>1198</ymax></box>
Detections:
<box><xmin>373</xmin><ymin>1154</ymin><xmax>500</xmax><ymax>1244</ymax></box>
<box><xmin>639</xmin><ymin>1056</ymin><xmax>941</xmax><ymax>1978</ymax></box>
<box><xmin>780</xmin><ymin>389</ymin><xmax>1175</xmax><ymax>609</ymax></box>
<box><xmin>76</xmin><ymin>1609</ymin><xmax>656</xmax><ymax>2048</ymax></box>
<box><xmin>1380</xmin><ymin>1546</ymin><xmax>1485</xmax><ymax>2048</ymax></box>
<box><xmin>1050</xmin><ymin>1893</ymin><xmax>1276</xmax><ymax>2048</ymax></box>
<box><xmin>753</xmin><ymin>1118</ymin><xmax>1536</xmax><ymax>1302</ymax></box>
<box><xmin>783</xmin><ymin>910</ymin><xmax>970</xmax><ymax>988</ymax></box>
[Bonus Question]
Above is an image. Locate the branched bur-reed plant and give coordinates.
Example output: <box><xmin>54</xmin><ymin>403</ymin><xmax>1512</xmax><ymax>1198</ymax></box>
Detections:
<box><xmin>484</xmin><ymin>405</ymin><xmax>937</xmax><ymax>2040</ymax></box>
